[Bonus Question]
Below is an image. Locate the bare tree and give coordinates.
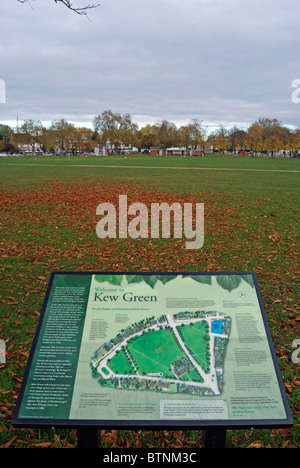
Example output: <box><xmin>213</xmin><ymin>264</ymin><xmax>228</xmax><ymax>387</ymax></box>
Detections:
<box><xmin>17</xmin><ymin>0</ymin><xmax>100</xmax><ymax>16</ymax></box>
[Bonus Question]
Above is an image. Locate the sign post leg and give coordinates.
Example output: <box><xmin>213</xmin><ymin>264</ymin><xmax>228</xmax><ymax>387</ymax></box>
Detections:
<box><xmin>202</xmin><ymin>428</ymin><xmax>227</xmax><ymax>448</ymax></box>
<box><xmin>77</xmin><ymin>429</ymin><xmax>101</xmax><ymax>448</ymax></box>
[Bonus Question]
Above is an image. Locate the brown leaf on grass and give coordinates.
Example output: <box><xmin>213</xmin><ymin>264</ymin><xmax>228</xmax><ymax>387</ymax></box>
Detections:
<box><xmin>272</xmin><ymin>429</ymin><xmax>291</xmax><ymax>438</ymax></box>
<box><xmin>0</xmin><ymin>399</ymin><xmax>11</xmax><ymax>410</ymax></box>
<box><xmin>103</xmin><ymin>431</ymin><xmax>118</xmax><ymax>445</ymax></box>
<box><xmin>284</xmin><ymin>383</ymin><xmax>293</xmax><ymax>393</ymax></box>
<box><xmin>173</xmin><ymin>431</ymin><xmax>183</xmax><ymax>440</ymax></box>
<box><xmin>247</xmin><ymin>440</ymin><xmax>264</xmax><ymax>448</ymax></box>
<box><xmin>0</xmin><ymin>436</ymin><xmax>17</xmax><ymax>448</ymax></box>
<box><xmin>0</xmin><ymin>178</ymin><xmax>299</xmax><ymax>449</ymax></box>
<box><xmin>135</xmin><ymin>438</ymin><xmax>142</xmax><ymax>448</ymax></box>
<box><xmin>8</xmin><ymin>372</ymin><xmax>23</xmax><ymax>383</ymax></box>
<box><xmin>30</xmin><ymin>442</ymin><xmax>54</xmax><ymax>448</ymax></box>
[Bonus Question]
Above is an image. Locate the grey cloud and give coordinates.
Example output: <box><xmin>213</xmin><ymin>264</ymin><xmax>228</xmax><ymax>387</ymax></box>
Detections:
<box><xmin>0</xmin><ymin>0</ymin><xmax>300</xmax><ymax>129</ymax></box>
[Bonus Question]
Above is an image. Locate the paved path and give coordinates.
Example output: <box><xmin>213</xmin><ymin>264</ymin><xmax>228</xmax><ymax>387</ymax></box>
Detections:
<box><xmin>166</xmin><ymin>314</ymin><xmax>220</xmax><ymax>395</ymax></box>
<box><xmin>94</xmin><ymin>314</ymin><xmax>226</xmax><ymax>395</ymax></box>
<box><xmin>2</xmin><ymin>163</ymin><xmax>300</xmax><ymax>173</ymax></box>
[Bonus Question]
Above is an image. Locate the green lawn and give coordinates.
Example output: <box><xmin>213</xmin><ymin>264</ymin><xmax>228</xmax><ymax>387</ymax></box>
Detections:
<box><xmin>108</xmin><ymin>350</ymin><xmax>133</xmax><ymax>375</ymax></box>
<box><xmin>127</xmin><ymin>329</ymin><xmax>184</xmax><ymax>376</ymax></box>
<box><xmin>178</xmin><ymin>322</ymin><xmax>210</xmax><ymax>372</ymax></box>
<box><xmin>0</xmin><ymin>153</ymin><xmax>299</xmax><ymax>448</ymax></box>
<box><xmin>1</xmin><ymin>152</ymin><xmax>300</xmax><ymax>170</ymax></box>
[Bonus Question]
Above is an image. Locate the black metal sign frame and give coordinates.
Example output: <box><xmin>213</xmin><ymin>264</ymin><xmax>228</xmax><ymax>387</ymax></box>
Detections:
<box><xmin>12</xmin><ymin>271</ymin><xmax>294</xmax><ymax>431</ymax></box>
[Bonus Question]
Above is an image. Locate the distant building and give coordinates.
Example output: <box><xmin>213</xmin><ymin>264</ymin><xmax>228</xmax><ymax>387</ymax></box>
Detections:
<box><xmin>165</xmin><ymin>147</ymin><xmax>186</xmax><ymax>156</ymax></box>
<box><xmin>150</xmin><ymin>147</ymin><xmax>204</xmax><ymax>157</ymax></box>
<box><xmin>18</xmin><ymin>143</ymin><xmax>43</xmax><ymax>155</ymax></box>
<box><xmin>150</xmin><ymin>148</ymin><xmax>164</xmax><ymax>156</ymax></box>
<box><xmin>158</xmin><ymin>381</ymin><xmax>171</xmax><ymax>391</ymax></box>
<box><xmin>174</xmin><ymin>359</ymin><xmax>189</xmax><ymax>376</ymax></box>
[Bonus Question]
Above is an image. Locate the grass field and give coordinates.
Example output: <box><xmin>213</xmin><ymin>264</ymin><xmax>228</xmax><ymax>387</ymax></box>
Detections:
<box><xmin>1</xmin><ymin>153</ymin><xmax>300</xmax><ymax>171</ymax></box>
<box><xmin>127</xmin><ymin>329</ymin><xmax>184</xmax><ymax>376</ymax></box>
<box><xmin>108</xmin><ymin>350</ymin><xmax>133</xmax><ymax>376</ymax></box>
<box><xmin>178</xmin><ymin>322</ymin><xmax>210</xmax><ymax>372</ymax></box>
<box><xmin>0</xmin><ymin>153</ymin><xmax>299</xmax><ymax>448</ymax></box>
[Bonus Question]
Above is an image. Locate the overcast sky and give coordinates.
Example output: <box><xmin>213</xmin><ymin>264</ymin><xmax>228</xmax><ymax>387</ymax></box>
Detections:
<box><xmin>0</xmin><ymin>0</ymin><xmax>299</xmax><ymax>131</ymax></box>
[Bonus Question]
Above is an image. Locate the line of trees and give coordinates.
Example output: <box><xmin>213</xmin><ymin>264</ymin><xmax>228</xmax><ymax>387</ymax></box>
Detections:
<box><xmin>0</xmin><ymin>119</ymin><xmax>97</xmax><ymax>155</ymax></box>
<box><xmin>1</xmin><ymin>112</ymin><xmax>300</xmax><ymax>156</ymax></box>
<box><xmin>210</xmin><ymin>118</ymin><xmax>300</xmax><ymax>157</ymax></box>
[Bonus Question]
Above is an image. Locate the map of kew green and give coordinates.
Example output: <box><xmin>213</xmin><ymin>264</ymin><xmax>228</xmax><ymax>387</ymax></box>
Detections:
<box><xmin>91</xmin><ymin>311</ymin><xmax>231</xmax><ymax>396</ymax></box>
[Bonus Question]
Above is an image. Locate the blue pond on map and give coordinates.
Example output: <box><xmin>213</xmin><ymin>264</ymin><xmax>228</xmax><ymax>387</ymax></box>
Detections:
<box><xmin>211</xmin><ymin>321</ymin><xmax>223</xmax><ymax>334</ymax></box>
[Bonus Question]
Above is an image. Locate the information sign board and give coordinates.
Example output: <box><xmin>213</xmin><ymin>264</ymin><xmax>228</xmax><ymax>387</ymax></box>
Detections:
<box><xmin>12</xmin><ymin>271</ymin><xmax>293</xmax><ymax>429</ymax></box>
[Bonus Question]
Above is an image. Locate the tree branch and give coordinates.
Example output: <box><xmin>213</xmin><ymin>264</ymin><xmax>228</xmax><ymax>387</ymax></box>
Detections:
<box><xmin>17</xmin><ymin>0</ymin><xmax>100</xmax><ymax>16</ymax></box>
<box><xmin>54</xmin><ymin>0</ymin><xmax>100</xmax><ymax>15</ymax></box>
